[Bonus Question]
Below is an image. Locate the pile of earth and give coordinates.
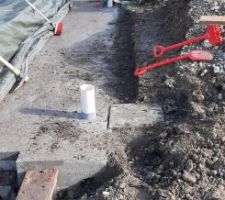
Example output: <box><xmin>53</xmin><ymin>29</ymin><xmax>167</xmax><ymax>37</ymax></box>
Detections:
<box><xmin>56</xmin><ymin>0</ymin><xmax>225</xmax><ymax>199</ymax></box>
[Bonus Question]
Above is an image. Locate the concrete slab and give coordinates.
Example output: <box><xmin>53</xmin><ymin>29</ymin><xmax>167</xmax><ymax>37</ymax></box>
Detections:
<box><xmin>0</xmin><ymin>1</ymin><xmax>130</xmax><ymax>189</ymax></box>
<box><xmin>16</xmin><ymin>152</ymin><xmax>107</xmax><ymax>188</ymax></box>
<box><xmin>109</xmin><ymin>104</ymin><xmax>164</xmax><ymax>129</ymax></box>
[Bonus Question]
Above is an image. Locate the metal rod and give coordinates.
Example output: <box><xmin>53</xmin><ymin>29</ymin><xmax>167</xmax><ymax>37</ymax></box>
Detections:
<box><xmin>24</xmin><ymin>0</ymin><xmax>52</xmax><ymax>24</ymax></box>
<box><xmin>0</xmin><ymin>56</ymin><xmax>20</xmax><ymax>76</ymax></box>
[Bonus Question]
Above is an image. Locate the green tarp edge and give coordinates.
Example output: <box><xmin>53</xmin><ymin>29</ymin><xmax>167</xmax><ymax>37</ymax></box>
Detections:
<box><xmin>0</xmin><ymin>1</ymin><xmax>71</xmax><ymax>102</ymax></box>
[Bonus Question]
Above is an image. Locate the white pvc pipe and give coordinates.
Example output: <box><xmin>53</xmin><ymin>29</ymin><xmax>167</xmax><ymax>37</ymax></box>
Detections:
<box><xmin>80</xmin><ymin>84</ymin><xmax>96</xmax><ymax>120</ymax></box>
<box><xmin>107</xmin><ymin>0</ymin><xmax>113</xmax><ymax>7</ymax></box>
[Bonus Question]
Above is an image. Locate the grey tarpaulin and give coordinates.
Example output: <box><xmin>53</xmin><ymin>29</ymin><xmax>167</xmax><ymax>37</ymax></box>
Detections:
<box><xmin>0</xmin><ymin>0</ymin><xmax>71</xmax><ymax>101</ymax></box>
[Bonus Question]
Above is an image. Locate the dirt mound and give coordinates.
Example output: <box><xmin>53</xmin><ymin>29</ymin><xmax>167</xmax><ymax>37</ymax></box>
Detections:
<box><xmin>127</xmin><ymin>0</ymin><xmax>225</xmax><ymax>199</ymax></box>
<box><xmin>126</xmin><ymin>123</ymin><xmax>225</xmax><ymax>199</ymax></box>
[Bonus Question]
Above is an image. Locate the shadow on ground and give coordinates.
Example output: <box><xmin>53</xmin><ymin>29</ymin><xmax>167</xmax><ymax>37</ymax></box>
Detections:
<box><xmin>20</xmin><ymin>108</ymin><xmax>80</xmax><ymax>119</ymax></box>
<box><xmin>60</xmin><ymin>8</ymin><xmax>137</xmax><ymax>103</ymax></box>
<box><xmin>55</xmin><ymin>158</ymin><xmax>122</xmax><ymax>200</ymax></box>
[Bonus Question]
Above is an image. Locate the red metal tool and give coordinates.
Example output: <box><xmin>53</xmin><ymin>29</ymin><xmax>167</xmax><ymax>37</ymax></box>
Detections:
<box><xmin>134</xmin><ymin>50</ymin><xmax>213</xmax><ymax>77</ymax></box>
<box><xmin>153</xmin><ymin>25</ymin><xmax>222</xmax><ymax>58</ymax></box>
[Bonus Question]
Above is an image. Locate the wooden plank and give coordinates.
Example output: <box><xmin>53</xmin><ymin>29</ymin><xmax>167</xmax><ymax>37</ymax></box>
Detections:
<box><xmin>16</xmin><ymin>169</ymin><xmax>58</xmax><ymax>200</ymax></box>
<box><xmin>198</xmin><ymin>16</ymin><xmax>225</xmax><ymax>25</ymax></box>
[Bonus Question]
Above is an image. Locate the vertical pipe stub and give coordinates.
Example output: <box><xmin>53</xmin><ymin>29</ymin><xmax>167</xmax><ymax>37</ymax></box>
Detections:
<box><xmin>103</xmin><ymin>0</ymin><xmax>113</xmax><ymax>7</ymax></box>
<box><xmin>107</xmin><ymin>0</ymin><xmax>113</xmax><ymax>7</ymax></box>
<box><xmin>80</xmin><ymin>84</ymin><xmax>96</xmax><ymax>120</ymax></box>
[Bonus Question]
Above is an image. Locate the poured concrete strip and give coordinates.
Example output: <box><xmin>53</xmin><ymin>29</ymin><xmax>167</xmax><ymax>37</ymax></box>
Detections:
<box><xmin>109</xmin><ymin>104</ymin><xmax>164</xmax><ymax>129</ymax></box>
<box><xmin>16</xmin><ymin>152</ymin><xmax>107</xmax><ymax>189</ymax></box>
<box><xmin>0</xmin><ymin>0</ymin><xmax>124</xmax><ymax>191</ymax></box>
<box><xmin>16</xmin><ymin>169</ymin><xmax>58</xmax><ymax>200</ymax></box>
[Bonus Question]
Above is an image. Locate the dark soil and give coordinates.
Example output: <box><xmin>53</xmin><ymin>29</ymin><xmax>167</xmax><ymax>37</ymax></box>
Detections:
<box><xmin>36</xmin><ymin>120</ymin><xmax>82</xmax><ymax>142</ymax></box>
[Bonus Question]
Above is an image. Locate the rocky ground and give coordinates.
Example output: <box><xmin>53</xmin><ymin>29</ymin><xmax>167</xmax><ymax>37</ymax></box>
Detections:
<box><xmin>58</xmin><ymin>0</ymin><xmax>225</xmax><ymax>199</ymax></box>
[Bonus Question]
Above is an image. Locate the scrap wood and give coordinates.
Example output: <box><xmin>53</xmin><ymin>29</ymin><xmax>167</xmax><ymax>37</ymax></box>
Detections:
<box><xmin>16</xmin><ymin>168</ymin><xmax>58</xmax><ymax>200</ymax></box>
<box><xmin>198</xmin><ymin>16</ymin><xmax>225</xmax><ymax>25</ymax></box>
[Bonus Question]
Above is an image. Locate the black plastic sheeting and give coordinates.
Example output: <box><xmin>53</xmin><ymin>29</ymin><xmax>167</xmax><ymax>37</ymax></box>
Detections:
<box><xmin>0</xmin><ymin>0</ymin><xmax>70</xmax><ymax>101</ymax></box>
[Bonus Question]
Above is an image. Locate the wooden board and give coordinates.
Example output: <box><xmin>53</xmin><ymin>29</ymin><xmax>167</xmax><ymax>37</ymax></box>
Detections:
<box><xmin>16</xmin><ymin>169</ymin><xmax>58</xmax><ymax>200</ymax></box>
<box><xmin>198</xmin><ymin>16</ymin><xmax>225</xmax><ymax>25</ymax></box>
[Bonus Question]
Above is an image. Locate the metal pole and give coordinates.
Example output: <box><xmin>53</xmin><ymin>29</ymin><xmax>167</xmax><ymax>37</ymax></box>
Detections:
<box><xmin>24</xmin><ymin>0</ymin><xmax>52</xmax><ymax>24</ymax></box>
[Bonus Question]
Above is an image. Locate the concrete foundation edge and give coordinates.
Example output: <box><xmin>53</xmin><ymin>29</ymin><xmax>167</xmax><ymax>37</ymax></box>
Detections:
<box><xmin>16</xmin><ymin>157</ymin><xmax>108</xmax><ymax>189</ymax></box>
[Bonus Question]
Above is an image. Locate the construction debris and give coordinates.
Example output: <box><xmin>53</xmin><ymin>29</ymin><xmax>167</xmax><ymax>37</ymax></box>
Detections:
<box><xmin>16</xmin><ymin>169</ymin><xmax>58</xmax><ymax>200</ymax></box>
<box><xmin>198</xmin><ymin>16</ymin><xmax>225</xmax><ymax>25</ymax></box>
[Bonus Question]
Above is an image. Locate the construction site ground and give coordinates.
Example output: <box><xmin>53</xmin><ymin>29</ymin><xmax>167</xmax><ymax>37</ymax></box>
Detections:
<box><xmin>0</xmin><ymin>0</ymin><xmax>136</xmax><ymax>194</ymax></box>
<box><xmin>1</xmin><ymin>0</ymin><xmax>225</xmax><ymax>199</ymax></box>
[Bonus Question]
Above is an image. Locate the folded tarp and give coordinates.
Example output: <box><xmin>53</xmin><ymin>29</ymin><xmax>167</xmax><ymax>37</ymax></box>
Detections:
<box><xmin>0</xmin><ymin>0</ymin><xmax>70</xmax><ymax>101</ymax></box>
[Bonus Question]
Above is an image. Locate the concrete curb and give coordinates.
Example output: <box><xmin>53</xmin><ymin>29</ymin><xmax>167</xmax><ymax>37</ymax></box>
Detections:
<box><xmin>16</xmin><ymin>154</ymin><xmax>107</xmax><ymax>189</ymax></box>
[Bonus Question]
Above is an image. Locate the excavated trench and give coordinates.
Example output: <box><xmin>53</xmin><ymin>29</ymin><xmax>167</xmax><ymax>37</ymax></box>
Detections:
<box><xmin>135</xmin><ymin>0</ymin><xmax>193</xmax><ymax>112</ymax></box>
